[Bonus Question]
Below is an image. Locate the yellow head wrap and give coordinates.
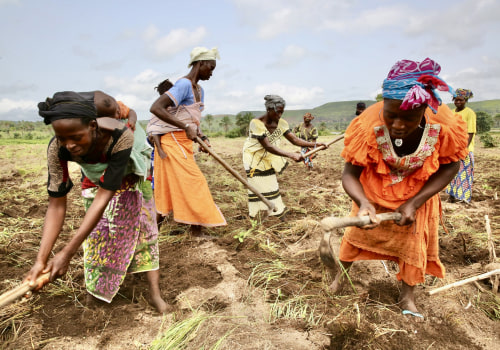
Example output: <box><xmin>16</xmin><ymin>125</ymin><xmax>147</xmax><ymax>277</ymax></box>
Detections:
<box><xmin>188</xmin><ymin>47</ymin><xmax>220</xmax><ymax>68</ymax></box>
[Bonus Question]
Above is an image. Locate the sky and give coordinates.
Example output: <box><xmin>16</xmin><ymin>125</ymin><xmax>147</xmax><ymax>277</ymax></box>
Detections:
<box><xmin>1</xmin><ymin>0</ymin><xmax>500</xmax><ymax>122</ymax></box>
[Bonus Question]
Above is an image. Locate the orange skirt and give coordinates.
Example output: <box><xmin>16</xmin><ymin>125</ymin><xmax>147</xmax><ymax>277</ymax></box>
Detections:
<box><xmin>339</xmin><ymin>195</ymin><xmax>445</xmax><ymax>286</ymax></box>
<box><xmin>153</xmin><ymin>131</ymin><xmax>226</xmax><ymax>227</ymax></box>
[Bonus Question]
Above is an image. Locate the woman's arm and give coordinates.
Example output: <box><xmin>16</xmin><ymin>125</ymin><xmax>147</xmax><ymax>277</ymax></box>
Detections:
<box><xmin>342</xmin><ymin>162</ymin><xmax>378</xmax><ymax>226</ymax></box>
<box><xmin>150</xmin><ymin>94</ymin><xmax>198</xmax><ymax>140</ymax></box>
<box><xmin>397</xmin><ymin>161</ymin><xmax>460</xmax><ymax>225</ymax></box>
<box><xmin>258</xmin><ymin>136</ymin><xmax>303</xmax><ymax>162</ymax></box>
<box><xmin>152</xmin><ymin>134</ymin><xmax>167</xmax><ymax>159</ymax></box>
<box><xmin>46</xmin><ymin>188</ymin><xmax>116</xmax><ymax>282</ymax></box>
<box><xmin>284</xmin><ymin>132</ymin><xmax>326</xmax><ymax>149</ymax></box>
<box><xmin>26</xmin><ymin>196</ymin><xmax>67</xmax><ymax>284</ymax></box>
<box><xmin>126</xmin><ymin>109</ymin><xmax>137</xmax><ymax>131</ymax></box>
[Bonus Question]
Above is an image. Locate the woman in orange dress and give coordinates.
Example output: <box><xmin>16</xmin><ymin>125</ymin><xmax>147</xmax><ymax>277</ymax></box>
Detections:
<box><xmin>149</xmin><ymin>47</ymin><xmax>226</xmax><ymax>236</ymax></box>
<box><xmin>331</xmin><ymin>58</ymin><xmax>468</xmax><ymax>318</ymax></box>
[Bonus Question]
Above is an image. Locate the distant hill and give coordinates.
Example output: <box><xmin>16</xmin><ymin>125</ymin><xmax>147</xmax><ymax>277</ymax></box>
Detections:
<box><xmin>216</xmin><ymin>99</ymin><xmax>500</xmax><ymax>127</ymax></box>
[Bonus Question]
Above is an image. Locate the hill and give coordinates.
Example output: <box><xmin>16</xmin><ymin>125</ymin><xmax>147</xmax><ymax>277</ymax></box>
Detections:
<box><xmin>214</xmin><ymin>99</ymin><xmax>500</xmax><ymax>127</ymax></box>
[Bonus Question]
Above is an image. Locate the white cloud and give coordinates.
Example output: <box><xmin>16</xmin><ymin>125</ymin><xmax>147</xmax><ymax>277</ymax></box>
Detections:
<box><xmin>143</xmin><ymin>25</ymin><xmax>207</xmax><ymax>60</ymax></box>
<box><xmin>232</xmin><ymin>0</ymin><xmax>353</xmax><ymax>39</ymax></box>
<box><xmin>0</xmin><ymin>98</ymin><xmax>37</xmax><ymax>121</ymax></box>
<box><xmin>254</xmin><ymin>82</ymin><xmax>324</xmax><ymax>109</ymax></box>
<box><xmin>445</xmin><ymin>56</ymin><xmax>500</xmax><ymax>101</ymax></box>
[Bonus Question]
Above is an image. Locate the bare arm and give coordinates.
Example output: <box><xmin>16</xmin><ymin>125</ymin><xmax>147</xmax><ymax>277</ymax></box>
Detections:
<box><xmin>126</xmin><ymin>109</ymin><xmax>137</xmax><ymax>130</ymax></box>
<box><xmin>26</xmin><ymin>196</ymin><xmax>67</xmax><ymax>284</ymax></box>
<box><xmin>342</xmin><ymin>162</ymin><xmax>378</xmax><ymax>225</ymax></box>
<box><xmin>467</xmin><ymin>133</ymin><xmax>473</xmax><ymax>146</ymax></box>
<box><xmin>397</xmin><ymin>161</ymin><xmax>460</xmax><ymax>225</ymax></box>
<box><xmin>152</xmin><ymin>134</ymin><xmax>167</xmax><ymax>159</ymax></box>
<box><xmin>27</xmin><ymin>188</ymin><xmax>116</xmax><ymax>284</ymax></box>
<box><xmin>284</xmin><ymin>132</ymin><xmax>327</xmax><ymax>149</ymax></box>
<box><xmin>258</xmin><ymin>136</ymin><xmax>303</xmax><ymax>162</ymax></box>
<box><xmin>150</xmin><ymin>94</ymin><xmax>198</xmax><ymax>139</ymax></box>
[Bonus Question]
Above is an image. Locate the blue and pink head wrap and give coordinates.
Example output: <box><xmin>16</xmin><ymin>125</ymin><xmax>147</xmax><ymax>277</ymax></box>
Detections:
<box><xmin>382</xmin><ymin>58</ymin><xmax>454</xmax><ymax>113</ymax></box>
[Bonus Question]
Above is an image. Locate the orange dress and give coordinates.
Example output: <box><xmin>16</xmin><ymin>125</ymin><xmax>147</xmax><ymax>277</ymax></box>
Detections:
<box><xmin>339</xmin><ymin>101</ymin><xmax>468</xmax><ymax>285</ymax></box>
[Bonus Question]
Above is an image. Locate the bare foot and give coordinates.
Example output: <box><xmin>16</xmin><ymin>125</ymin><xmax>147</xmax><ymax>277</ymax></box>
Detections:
<box><xmin>328</xmin><ymin>261</ymin><xmax>353</xmax><ymax>294</ymax></box>
<box><xmin>190</xmin><ymin>225</ymin><xmax>214</xmax><ymax>240</ymax></box>
<box><xmin>399</xmin><ymin>282</ymin><xmax>424</xmax><ymax>321</ymax></box>
<box><xmin>329</xmin><ymin>270</ymin><xmax>345</xmax><ymax>294</ymax></box>
<box><xmin>190</xmin><ymin>225</ymin><xmax>202</xmax><ymax>236</ymax></box>
<box><xmin>149</xmin><ymin>294</ymin><xmax>171</xmax><ymax>314</ymax></box>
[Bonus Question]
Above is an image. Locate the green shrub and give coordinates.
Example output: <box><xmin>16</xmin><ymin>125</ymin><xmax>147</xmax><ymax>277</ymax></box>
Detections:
<box><xmin>480</xmin><ymin>133</ymin><xmax>497</xmax><ymax>148</ymax></box>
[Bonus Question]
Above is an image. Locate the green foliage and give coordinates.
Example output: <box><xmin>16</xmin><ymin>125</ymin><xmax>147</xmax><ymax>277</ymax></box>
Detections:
<box><xmin>479</xmin><ymin>133</ymin><xmax>497</xmax><ymax>148</ymax></box>
<box><xmin>476</xmin><ymin>111</ymin><xmax>493</xmax><ymax>133</ymax></box>
<box><xmin>235</xmin><ymin>112</ymin><xmax>254</xmax><ymax>137</ymax></box>
<box><xmin>218</xmin><ymin>115</ymin><xmax>232</xmax><ymax>132</ymax></box>
<box><xmin>494</xmin><ymin>114</ymin><xmax>500</xmax><ymax>128</ymax></box>
<box><xmin>204</xmin><ymin>114</ymin><xmax>214</xmax><ymax>132</ymax></box>
<box><xmin>225</xmin><ymin>128</ymin><xmax>242</xmax><ymax>138</ymax></box>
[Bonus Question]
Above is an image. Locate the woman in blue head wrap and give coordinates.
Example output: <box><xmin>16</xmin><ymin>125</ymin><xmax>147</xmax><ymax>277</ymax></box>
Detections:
<box><xmin>329</xmin><ymin>58</ymin><xmax>469</xmax><ymax>318</ymax></box>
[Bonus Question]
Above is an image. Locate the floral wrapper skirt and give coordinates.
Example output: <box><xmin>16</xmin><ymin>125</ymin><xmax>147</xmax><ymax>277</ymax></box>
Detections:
<box><xmin>82</xmin><ymin>184</ymin><xmax>159</xmax><ymax>302</ymax></box>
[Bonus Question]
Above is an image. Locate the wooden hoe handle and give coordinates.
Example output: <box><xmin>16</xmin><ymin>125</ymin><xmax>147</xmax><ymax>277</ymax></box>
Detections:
<box><xmin>321</xmin><ymin>212</ymin><xmax>402</xmax><ymax>231</ymax></box>
<box><xmin>0</xmin><ymin>272</ymin><xmax>50</xmax><ymax>308</ymax></box>
<box><xmin>195</xmin><ymin>136</ymin><xmax>276</xmax><ymax>213</ymax></box>
<box><xmin>302</xmin><ymin>134</ymin><xmax>344</xmax><ymax>158</ymax></box>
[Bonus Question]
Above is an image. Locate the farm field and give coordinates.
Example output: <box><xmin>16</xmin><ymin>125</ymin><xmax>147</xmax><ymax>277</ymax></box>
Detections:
<box><xmin>0</xmin><ymin>136</ymin><xmax>499</xmax><ymax>350</ymax></box>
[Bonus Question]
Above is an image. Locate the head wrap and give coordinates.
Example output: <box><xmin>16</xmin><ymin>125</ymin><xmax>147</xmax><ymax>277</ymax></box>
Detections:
<box><xmin>454</xmin><ymin>88</ymin><xmax>473</xmax><ymax>101</ymax></box>
<box><xmin>382</xmin><ymin>58</ymin><xmax>454</xmax><ymax>113</ymax></box>
<box><xmin>303</xmin><ymin>112</ymin><xmax>314</xmax><ymax>121</ymax></box>
<box><xmin>188</xmin><ymin>47</ymin><xmax>220</xmax><ymax>68</ymax></box>
<box><xmin>38</xmin><ymin>91</ymin><xmax>98</xmax><ymax>125</ymax></box>
<box><xmin>264</xmin><ymin>95</ymin><xmax>286</xmax><ymax>111</ymax></box>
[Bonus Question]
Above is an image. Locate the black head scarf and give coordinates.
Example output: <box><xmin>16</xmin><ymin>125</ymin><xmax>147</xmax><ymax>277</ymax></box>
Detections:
<box><xmin>38</xmin><ymin>91</ymin><xmax>98</xmax><ymax>125</ymax></box>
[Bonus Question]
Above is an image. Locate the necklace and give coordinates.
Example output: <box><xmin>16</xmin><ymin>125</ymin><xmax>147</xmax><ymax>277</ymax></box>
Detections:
<box><xmin>394</xmin><ymin>138</ymin><xmax>403</xmax><ymax>147</ymax></box>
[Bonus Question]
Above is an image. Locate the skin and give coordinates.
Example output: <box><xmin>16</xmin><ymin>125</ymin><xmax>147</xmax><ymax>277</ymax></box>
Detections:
<box><xmin>454</xmin><ymin>96</ymin><xmax>474</xmax><ymax>146</ymax></box>
<box><xmin>94</xmin><ymin>92</ymin><xmax>138</xmax><ymax>131</ymax></box>
<box><xmin>149</xmin><ymin>60</ymin><xmax>215</xmax><ymax>236</ymax></box>
<box><xmin>302</xmin><ymin>116</ymin><xmax>314</xmax><ymax>131</ymax></box>
<box><xmin>26</xmin><ymin>118</ymin><xmax>168</xmax><ymax>313</ymax></box>
<box><xmin>149</xmin><ymin>60</ymin><xmax>214</xmax><ymax>145</ymax></box>
<box><xmin>257</xmin><ymin>106</ymin><xmax>327</xmax><ymax>161</ymax></box>
<box><xmin>333</xmin><ymin>99</ymin><xmax>460</xmax><ymax>315</ymax></box>
<box><xmin>355</xmin><ymin>106</ymin><xmax>366</xmax><ymax>116</ymax></box>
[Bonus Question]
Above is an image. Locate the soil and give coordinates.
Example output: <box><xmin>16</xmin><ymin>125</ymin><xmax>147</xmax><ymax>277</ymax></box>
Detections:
<box><xmin>0</xmin><ymin>139</ymin><xmax>499</xmax><ymax>350</ymax></box>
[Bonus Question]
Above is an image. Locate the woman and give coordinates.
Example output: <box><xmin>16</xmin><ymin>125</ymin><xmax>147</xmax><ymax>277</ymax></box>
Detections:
<box><xmin>26</xmin><ymin>91</ymin><xmax>168</xmax><ymax>313</ymax></box>
<box><xmin>149</xmin><ymin>47</ymin><xmax>226</xmax><ymax>236</ymax></box>
<box><xmin>242</xmin><ymin>95</ymin><xmax>327</xmax><ymax>218</ymax></box>
<box><xmin>446</xmin><ymin>88</ymin><xmax>477</xmax><ymax>203</ymax></box>
<box><xmin>331</xmin><ymin>58</ymin><xmax>468</xmax><ymax>318</ymax></box>
<box><xmin>293</xmin><ymin>112</ymin><xmax>319</xmax><ymax>168</ymax></box>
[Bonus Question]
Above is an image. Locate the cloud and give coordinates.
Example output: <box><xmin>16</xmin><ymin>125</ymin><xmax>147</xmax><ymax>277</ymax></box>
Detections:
<box><xmin>231</xmin><ymin>0</ymin><xmax>353</xmax><ymax>39</ymax></box>
<box><xmin>445</xmin><ymin>56</ymin><xmax>500</xmax><ymax>100</ymax></box>
<box><xmin>0</xmin><ymin>98</ymin><xmax>38</xmax><ymax>121</ymax></box>
<box><xmin>0</xmin><ymin>82</ymin><xmax>38</xmax><ymax>95</ymax></box>
<box><xmin>403</xmin><ymin>0</ymin><xmax>500</xmax><ymax>53</ymax></box>
<box><xmin>254</xmin><ymin>82</ymin><xmax>324</xmax><ymax>109</ymax></box>
<box><xmin>143</xmin><ymin>25</ymin><xmax>207</xmax><ymax>60</ymax></box>
<box><xmin>267</xmin><ymin>45</ymin><xmax>307</xmax><ymax>68</ymax></box>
